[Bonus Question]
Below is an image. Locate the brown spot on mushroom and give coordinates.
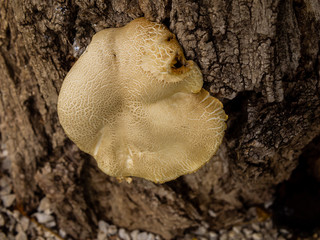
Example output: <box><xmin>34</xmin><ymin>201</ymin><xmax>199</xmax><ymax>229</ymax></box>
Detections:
<box><xmin>57</xmin><ymin>17</ymin><xmax>227</xmax><ymax>183</ymax></box>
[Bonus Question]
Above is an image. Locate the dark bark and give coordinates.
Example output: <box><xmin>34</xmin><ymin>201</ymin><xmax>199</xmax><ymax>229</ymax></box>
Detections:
<box><xmin>0</xmin><ymin>0</ymin><xmax>319</xmax><ymax>239</ymax></box>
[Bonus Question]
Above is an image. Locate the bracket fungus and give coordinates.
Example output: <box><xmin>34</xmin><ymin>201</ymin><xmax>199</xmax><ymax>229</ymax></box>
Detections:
<box><xmin>57</xmin><ymin>17</ymin><xmax>227</xmax><ymax>183</ymax></box>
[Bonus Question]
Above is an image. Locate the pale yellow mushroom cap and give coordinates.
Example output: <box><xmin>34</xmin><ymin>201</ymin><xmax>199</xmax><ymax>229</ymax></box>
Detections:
<box><xmin>57</xmin><ymin>17</ymin><xmax>227</xmax><ymax>183</ymax></box>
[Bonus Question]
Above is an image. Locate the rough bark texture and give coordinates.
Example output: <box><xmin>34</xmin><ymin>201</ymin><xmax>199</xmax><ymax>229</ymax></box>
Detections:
<box><xmin>0</xmin><ymin>0</ymin><xmax>319</xmax><ymax>239</ymax></box>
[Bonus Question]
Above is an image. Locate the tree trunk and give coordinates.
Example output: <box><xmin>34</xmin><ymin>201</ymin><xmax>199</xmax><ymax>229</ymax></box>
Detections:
<box><xmin>0</xmin><ymin>0</ymin><xmax>319</xmax><ymax>239</ymax></box>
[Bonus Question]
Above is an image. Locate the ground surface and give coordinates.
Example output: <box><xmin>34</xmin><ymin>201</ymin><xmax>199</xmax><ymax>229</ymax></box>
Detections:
<box><xmin>2</xmin><ymin>143</ymin><xmax>320</xmax><ymax>240</ymax></box>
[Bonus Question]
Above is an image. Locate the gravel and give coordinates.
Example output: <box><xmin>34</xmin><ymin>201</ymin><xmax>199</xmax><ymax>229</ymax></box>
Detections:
<box><xmin>131</xmin><ymin>229</ymin><xmax>140</xmax><ymax>240</ymax></box>
<box><xmin>119</xmin><ymin>228</ymin><xmax>131</xmax><ymax>240</ymax></box>
<box><xmin>0</xmin><ymin>143</ymin><xmax>318</xmax><ymax>240</ymax></box>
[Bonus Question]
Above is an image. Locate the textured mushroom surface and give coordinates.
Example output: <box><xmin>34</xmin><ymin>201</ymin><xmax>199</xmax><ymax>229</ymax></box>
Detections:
<box><xmin>57</xmin><ymin>17</ymin><xmax>227</xmax><ymax>183</ymax></box>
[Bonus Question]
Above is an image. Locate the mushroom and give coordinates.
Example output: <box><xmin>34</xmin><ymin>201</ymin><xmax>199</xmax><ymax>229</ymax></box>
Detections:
<box><xmin>57</xmin><ymin>17</ymin><xmax>227</xmax><ymax>183</ymax></box>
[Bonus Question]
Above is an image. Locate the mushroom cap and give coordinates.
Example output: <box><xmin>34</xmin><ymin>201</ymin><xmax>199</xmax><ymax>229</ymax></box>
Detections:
<box><xmin>57</xmin><ymin>17</ymin><xmax>227</xmax><ymax>183</ymax></box>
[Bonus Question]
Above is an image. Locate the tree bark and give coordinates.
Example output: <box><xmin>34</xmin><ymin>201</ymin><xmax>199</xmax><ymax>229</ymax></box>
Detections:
<box><xmin>0</xmin><ymin>0</ymin><xmax>319</xmax><ymax>239</ymax></box>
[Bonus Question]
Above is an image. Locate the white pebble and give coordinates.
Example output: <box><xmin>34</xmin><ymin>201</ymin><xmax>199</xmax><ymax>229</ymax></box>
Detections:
<box><xmin>2</xmin><ymin>194</ymin><xmax>15</xmax><ymax>207</ymax></box>
<box><xmin>137</xmin><ymin>231</ymin><xmax>148</xmax><ymax>240</ymax></box>
<box><xmin>32</xmin><ymin>212</ymin><xmax>54</xmax><ymax>224</ymax></box>
<box><xmin>1</xmin><ymin>156</ymin><xmax>11</xmax><ymax>171</ymax></box>
<box><xmin>220</xmin><ymin>233</ymin><xmax>228</xmax><ymax>240</ymax></box>
<box><xmin>232</xmin><ymin>226</ymin><xmax>242</xmax><ymax>234</ymax></box>
<box><xmin>0</xmin><ymin>184</ymin><xmax>12</xmax><ymax>195</ymax></box>
<box><xmin>0</xmin><ymin>175</ymin><xmax>10</xmax><ymax>188</ymax></box>
<box><xmin>44</xmin><ymin>230</ymin><xmax>55</xmax><ymax>238</ymax></box>
<box><xmin>119</xmin><ymin>228</ymin><xmax>130</xmax><ymax>240</ymax></box>
<box><xmin>20</xmin><ymin>216</ymin><xmax>30</xmax><ymax>231</ymax></box>
<box><xmin>228</xmin><ymin>231</ymin><xmax>237</xmax><ymax>239</ymax></box>
<box><xmin>131</xmin><ymin>230</ymin><xmax>140</xmax><ymax>240</ymax></box>
<box><xmin>146</xmin><ymin>233</ymin><xmax>155</xmax><ymax>240</ymax></box>
<box><xmin>97</xmin><ymin>231</ymin><xmax>107</xmax><ymax>240</ymax></box>
<box><xmin>193</xmin><ymin>226</ymin><xmax>206</xmax><ymax>236</ymax></box>
<box><xmin>98</xmin><ymin>220</ymin><xmax>109</xmax><ymax>233</ymax></box>
<box><xmin>16</xmin><ymin>223</ymin><xmax>24</xmax><ymax>233</ymax></box>
<box><xmin>243</xmin><ymin>228</ymin><xmax>253</xmax><ymax>238</ymax></box>
<box><xmin>208</xmin><ymin>210</ymin><xmax>217</xmax><ymax>217</ymax></box>
<box><xmin>209</xmin><ymin>231</ymin><xmax>218</xmax><ymax>240</ymax></box>
<box><xmin>279</xmin><ymin>228</ymin><xmax>289</xmax><ymax>235</ymax></box>
<box><xmin>265</xmin><ymin>220</ymin><xmax>273</xmax><ymax>230</ymax></box>
<box><xmin>107</xmin><ymin>225</ymin><xmax>117</xmax><ymax>235</ymax></box>
<box><xmin>251</xmin><ymin>223</ymin><xmax>260</xmax><ymax>232</ymax></box>
<box><xmin>154</xmin><ymin>235</ymin><xmax>161</xmax><ymax>240</ymax></box>
<box><xmin>264</xmin><ymin>200</ymin><xmax>273</xmax><ymax>208</ymax></box>
<box><xmin>59</xmin><ymin>229</ymin><xmax>67</xmax><ymax>238</ymax></box>
<box><xmin>38</xmin><ymin>197</ymin><xmax>52</xmax><ymax>215</ymax></box>
<box><xmin>13</xmin><ymin>210</ymin><xmax>21</xmax><ymax>219</ymax></box>
<box><xmin>252</xmin><ymin>232</ymin><xmax>263</xmax><ymax>240</ymax></box>
<box><xmin>15</xmin><ymin>231</ymin><xmax>27</xmax><ymax>240</ymax></box>
<box><xmin>45</xmin><ymin>220</ymin><xmax>56</xmax><ymax>228</ymax></box>
<box><xmin>2</xmin><ymin>148</ymin><xmax>8</xmax><ymax>157</ymax></box>
<box><xmin>202</xmin><ymin>221</ymin><xmax>209</xmax><ymax>229</ymax></box>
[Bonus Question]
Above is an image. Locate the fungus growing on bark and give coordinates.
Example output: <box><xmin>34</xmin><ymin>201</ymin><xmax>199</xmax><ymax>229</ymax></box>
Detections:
<box><xmin>57</xmin><ymin>17</ymin><xmax>227</xmax><ymax>183</ymax></box>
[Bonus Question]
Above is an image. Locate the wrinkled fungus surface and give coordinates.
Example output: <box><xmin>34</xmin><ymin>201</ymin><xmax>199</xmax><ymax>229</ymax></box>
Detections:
<box><xmin>58</xmin><ymin>17</ymin><xmax>227</xmax><ymax>183</ymax></box>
